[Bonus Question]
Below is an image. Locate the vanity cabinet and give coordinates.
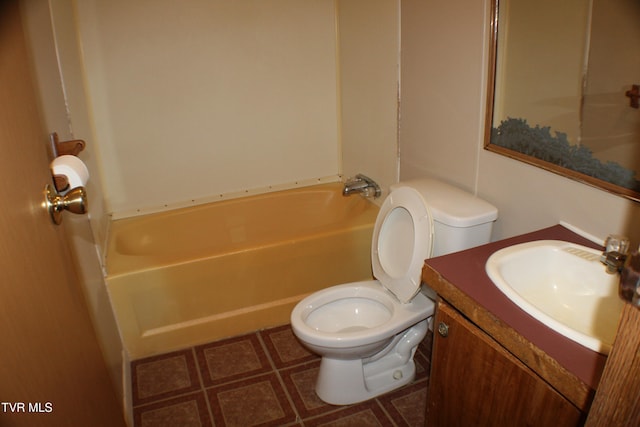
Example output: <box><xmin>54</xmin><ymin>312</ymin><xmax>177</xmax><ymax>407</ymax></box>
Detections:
<box><xmin>426</xmin><ymin>300</ymin><xmax>583</xmax><ymax>426</ymax></box>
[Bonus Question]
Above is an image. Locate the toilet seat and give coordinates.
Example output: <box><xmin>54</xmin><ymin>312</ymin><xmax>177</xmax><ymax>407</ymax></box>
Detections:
<box><xmin>371</xmin><ymin>186</ymin><xmax>434</xmax><ymax>303</ymax></box>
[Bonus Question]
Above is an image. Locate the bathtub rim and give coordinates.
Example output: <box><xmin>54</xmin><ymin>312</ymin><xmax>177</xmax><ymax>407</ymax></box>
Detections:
<box><xmin>105</xmin><ymin>182</ymin><xmax>380</xmax><ymax>278</ymax></box>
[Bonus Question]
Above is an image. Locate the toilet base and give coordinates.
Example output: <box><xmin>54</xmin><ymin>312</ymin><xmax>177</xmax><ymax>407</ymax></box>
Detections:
<box><xmin>314</xmin><ymin>319</ymin><xmax>428</xmax><ymax>405</ymax></box>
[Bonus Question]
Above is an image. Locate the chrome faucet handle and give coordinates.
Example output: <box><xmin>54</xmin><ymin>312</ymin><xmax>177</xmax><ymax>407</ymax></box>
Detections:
<box><xmin>601</xmin><ymin>234</ymin><xmax>631</xmax><ymax>274</ymax></box>
<box><xmin>355</xmin><ymin>174</ymin><xmax>381</xmax><ymax>198</ymax></box>
<box><xmin>604</xmin><ymin>234</ymin><xmax>631</xmax><ymax>255</ymax></box>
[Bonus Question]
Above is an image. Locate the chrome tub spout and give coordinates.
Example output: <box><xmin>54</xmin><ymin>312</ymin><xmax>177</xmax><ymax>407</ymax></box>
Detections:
<box><xmin>342</xmin><ymin>174</ymin><xmax>381</xmax><ymax>198</ymax></box>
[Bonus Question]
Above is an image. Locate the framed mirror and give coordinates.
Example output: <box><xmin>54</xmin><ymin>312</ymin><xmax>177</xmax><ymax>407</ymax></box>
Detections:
<box><xmin>484</xmin><ymin>0</ymin><xmax>640</xmax><ymax>201</ymax></box>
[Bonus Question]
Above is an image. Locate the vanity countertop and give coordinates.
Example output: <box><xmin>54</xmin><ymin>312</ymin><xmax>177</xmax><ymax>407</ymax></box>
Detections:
<box><xmin>422</xmin><ymin>224</ymin><xmax>608</xmax><ymax>412</ymax></box>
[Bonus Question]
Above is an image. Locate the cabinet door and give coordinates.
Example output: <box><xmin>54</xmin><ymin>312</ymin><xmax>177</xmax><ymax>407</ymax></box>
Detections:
<box><xmin>426</xmin><ymin>301</ymin><xmax>582</xmax><ymax>427</ymax></box>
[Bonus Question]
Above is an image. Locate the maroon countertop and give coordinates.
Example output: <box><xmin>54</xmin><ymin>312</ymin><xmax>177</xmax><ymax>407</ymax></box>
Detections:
<box><xmin>424</xmin><ymin>224</ymin><xmax>608</xmax><ymax>391</ymax></box>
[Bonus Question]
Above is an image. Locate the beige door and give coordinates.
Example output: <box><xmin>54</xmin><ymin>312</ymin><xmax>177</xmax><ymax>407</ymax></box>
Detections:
<box><xmin>0</xmin><ymin>3</ymin><xmax>125</xmax><ymax>426</ymax></box>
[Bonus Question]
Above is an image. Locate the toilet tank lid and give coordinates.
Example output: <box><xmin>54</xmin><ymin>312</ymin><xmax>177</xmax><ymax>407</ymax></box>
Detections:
<box><xmin>392</xmin><ymin>179</ymin><xmax>498</xmax><ymax>227</ymax></box>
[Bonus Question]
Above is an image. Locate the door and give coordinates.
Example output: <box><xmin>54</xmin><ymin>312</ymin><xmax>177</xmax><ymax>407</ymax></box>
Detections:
<box><xmin>0</xmin><ymin>2</ymin><xmax>125</xmax><ymax>426</ymax></box>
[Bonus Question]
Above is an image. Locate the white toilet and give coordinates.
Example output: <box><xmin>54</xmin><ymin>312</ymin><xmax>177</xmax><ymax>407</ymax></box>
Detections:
<box><xmin>290</xmin><ymin>178</ymin><xmax>498</xmax><ymax>405</ymax></box>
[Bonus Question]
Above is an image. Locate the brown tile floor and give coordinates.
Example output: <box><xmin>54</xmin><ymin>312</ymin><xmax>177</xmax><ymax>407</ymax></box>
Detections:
<box><xmin>131</xmin><ymin>325</ymin><xmax>433</xmax><ymax>426</ymax></box>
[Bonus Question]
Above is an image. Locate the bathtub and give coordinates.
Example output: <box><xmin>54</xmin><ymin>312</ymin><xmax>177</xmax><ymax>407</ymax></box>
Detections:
<box><xmin>105</xmin><ymin>183</ymin><xmax>379</xmax><ymax>358</ymax></box>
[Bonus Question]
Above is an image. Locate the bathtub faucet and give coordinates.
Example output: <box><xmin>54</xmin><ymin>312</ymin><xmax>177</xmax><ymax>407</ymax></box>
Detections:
<box><xmin>342</xmin><ymin>174</ymin><xmax>381</xmax><ymax>199</ymax></box>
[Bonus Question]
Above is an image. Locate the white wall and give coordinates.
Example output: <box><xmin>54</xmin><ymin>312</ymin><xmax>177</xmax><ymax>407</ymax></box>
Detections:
<box><xmin>400</xmin><ymin>0</ymin><xmax>640</xmax><ymax>246</ymax></box>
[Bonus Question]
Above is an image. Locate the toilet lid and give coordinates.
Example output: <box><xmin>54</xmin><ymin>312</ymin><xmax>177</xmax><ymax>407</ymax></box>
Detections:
<box><xmin>371</xmin><ymin>186</ymin><xmax>434</xmax><ymax>303</ymax></box>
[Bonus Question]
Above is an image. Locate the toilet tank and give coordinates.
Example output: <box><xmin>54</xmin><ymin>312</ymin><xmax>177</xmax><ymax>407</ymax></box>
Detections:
<box><xmin>392</xmin><ymin>179</ymin><xmax>498</xmax><ymax>257</ymax></box>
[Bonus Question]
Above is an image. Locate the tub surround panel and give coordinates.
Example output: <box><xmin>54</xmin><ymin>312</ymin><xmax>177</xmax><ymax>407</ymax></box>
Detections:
<box><xmin>106</xmin><ymin>184</ymin><xmax>379</xmax><ymax>358</ymax></box>
<box><xmin>423</xmin><ymin>224</ymin><xmax>607</xmax><ymax>411</ymax></box>
<box><xmin>73</xmin><ymin>0</ymin><xmax>340</xmax><ymax>215</ymax></box>
<box><xmin>338</xmin><ymin>0</ymin><xmax>400</xmax><ymax>200</ymax></box>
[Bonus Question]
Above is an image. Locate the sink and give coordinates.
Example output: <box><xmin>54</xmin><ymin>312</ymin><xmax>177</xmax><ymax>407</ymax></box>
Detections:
<box><xmin>486</xmin><ymin>240</ymin><xmax>624</xmax><ymax>354</ymax></box>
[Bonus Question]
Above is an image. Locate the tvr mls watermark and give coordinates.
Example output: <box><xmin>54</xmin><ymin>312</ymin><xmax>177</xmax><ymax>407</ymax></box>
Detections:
<box><xmin>1</xmin><ymin>402</ymin><xmax>53</xmax><ymax>413</ymax></box>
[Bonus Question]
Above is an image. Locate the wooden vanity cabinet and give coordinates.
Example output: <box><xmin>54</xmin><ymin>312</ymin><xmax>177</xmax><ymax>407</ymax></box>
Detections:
<box><xmin>426</xmin><ymin>300</ymin><xmax>583</xmax><ymax>426</ymax></box>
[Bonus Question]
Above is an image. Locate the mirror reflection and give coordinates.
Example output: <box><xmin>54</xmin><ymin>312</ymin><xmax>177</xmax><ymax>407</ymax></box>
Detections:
<box><xmin>485</xmin><ymin>0</ymin><xmax>640</xmax><ymax>201</ymax></box>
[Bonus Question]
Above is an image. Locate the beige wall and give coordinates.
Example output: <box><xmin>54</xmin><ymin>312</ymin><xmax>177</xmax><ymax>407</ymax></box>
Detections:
<box><xmin>400</xmin><ymin>0</ymin><xmax>486</xmax><ymax>190</ymax></box>
<box><xmin>400</xmin><ymin>0</ymin><xmax>640</xmax><ymax>246</ymax></box>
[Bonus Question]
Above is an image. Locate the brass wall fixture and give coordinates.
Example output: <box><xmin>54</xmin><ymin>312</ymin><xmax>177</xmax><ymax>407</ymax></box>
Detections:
<box><xmin>45</xmin><ymin>132</ymin><xmax>89</xmax><ymax>225</ymax></box>
<box><xmin>626</xmin><ymin>84</ymin><xmax>640</xmax><ymax>109</ymax></box>
<box><xmin>49</xmin><ymin>132</ymin><xmax>85</xmax><ymax>157</ymax></box>
<box><xmin>44</xmin><ymin>184</ymin><xmax>87</xmax><ymax>225</ymax></box>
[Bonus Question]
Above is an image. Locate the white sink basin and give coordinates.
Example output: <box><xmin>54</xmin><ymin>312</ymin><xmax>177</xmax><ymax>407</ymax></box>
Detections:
<box><xmin>486</xmin><ymin>240</ymin><xmax>623</xmax><ymax>354</ymax></box>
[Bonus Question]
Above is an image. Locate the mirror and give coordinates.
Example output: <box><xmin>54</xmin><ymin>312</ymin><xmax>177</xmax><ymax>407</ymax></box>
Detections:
<box><xmin>485</xmin><ymin>0</ymin><xmax>640</xmax><ymax>201</ymax></box>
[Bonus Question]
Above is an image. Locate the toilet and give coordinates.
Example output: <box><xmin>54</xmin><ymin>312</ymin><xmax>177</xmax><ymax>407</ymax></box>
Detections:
<box><xmin>290</xmin><ymin>178</ymin><xmax>498</xmax><ymax>405</ymax></box>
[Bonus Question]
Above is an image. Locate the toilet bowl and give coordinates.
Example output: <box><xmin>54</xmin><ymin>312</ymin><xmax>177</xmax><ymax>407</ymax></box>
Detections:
<box><xmin>291</xmin><ymin>280</ymin><xmax>433</xmax><ymax>404</ymax></box>
<box><xmin>291</xmin><ymin>178</ymin><xmax>498</xmax><ymax>405</ymax></box>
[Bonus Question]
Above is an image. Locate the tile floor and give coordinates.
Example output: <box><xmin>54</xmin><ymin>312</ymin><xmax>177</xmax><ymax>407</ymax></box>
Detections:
<box><xmin>131</xmin><ymin>324</ymin><xmax>433</xmax><ymax>426</ymax></box>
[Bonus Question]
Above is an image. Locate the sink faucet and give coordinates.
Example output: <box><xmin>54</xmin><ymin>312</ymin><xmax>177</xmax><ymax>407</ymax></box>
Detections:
<box><xmin>342</xmin><ymin>174</ymin><xmax>381</xmax><ymax>198</ymax></box>
<box><xmin>600</xmin><ymin>234</ymin><xmax>631</xmax><ymax>274</ymax></box>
